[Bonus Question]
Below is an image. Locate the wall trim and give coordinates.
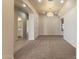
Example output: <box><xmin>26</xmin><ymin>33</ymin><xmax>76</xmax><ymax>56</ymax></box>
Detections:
<box><xmin>39</xmin><ymin>35</ymin><xmax>63</xmax><ymax>37</ymax></box>
<box><xmin>39</xmin><ymin>34</ymin><xmax>63</xmax><ymax>36</ymax></box>
<box><xmin>64</xmin><ymin>36</ymin><xmax>76</xmax><ymax>48</ymax></box>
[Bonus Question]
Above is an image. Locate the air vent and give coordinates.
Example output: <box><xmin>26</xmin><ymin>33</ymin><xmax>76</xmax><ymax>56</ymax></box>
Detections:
<box><xmin>48</xmin><ymin>0</ymin><xmax>53</xmax><ymax>1</ymax></box>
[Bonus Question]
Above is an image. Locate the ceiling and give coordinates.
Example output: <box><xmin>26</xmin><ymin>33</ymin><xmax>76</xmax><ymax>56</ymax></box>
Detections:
<box><xmin>28</xmin><ymin>0</ymin><xmax>67</xmax><ymax>14</ymax></box>
<box><xmin>14</xmin><ymin>0</ymin><xmax>32</xmax><ymax>14</ymax></box>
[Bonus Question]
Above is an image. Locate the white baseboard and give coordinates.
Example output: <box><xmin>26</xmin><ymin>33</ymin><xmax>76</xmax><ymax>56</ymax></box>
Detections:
<box><xmin>64</xmin><ymin>36</ymin><xmax>76</xmax><ymax>48</ymax></box>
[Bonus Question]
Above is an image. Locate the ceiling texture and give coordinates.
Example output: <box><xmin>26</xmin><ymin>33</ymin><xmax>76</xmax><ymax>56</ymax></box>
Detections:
<box><xmin>15</xmin><ymin>0</ymin><xmax>76</xmax><ymax>16</ymax></box>
<box><xmin>28</xmin><ymin>0</ymin><xmax>67</xmax><ymax>14</ymax></box>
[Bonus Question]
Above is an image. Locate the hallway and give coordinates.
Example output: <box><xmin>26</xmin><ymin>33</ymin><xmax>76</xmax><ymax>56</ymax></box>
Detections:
<box><xmin>2</xmin><ymin>0</ymin><xmax>77</xmax><ymax>59</ymax></box>
<box><xmin>14</xmin><ymin>35</ymin><xmax>76</xmax><ymax>59</ymax></box>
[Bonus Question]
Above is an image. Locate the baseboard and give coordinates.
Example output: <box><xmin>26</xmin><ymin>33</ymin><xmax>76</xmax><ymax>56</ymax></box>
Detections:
<box><xmin>39</xmin><ymin>34</ymin><xmax>63</xmax><ymax>36</ymax></box>
<box><xmin>64</xmin><ymin>36</ymin><xmax>76</xmax><ymax>48</ymax></box>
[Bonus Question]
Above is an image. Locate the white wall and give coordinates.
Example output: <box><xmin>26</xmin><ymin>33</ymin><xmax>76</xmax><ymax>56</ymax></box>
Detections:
<box><xmin>28</xmin><ymin>13</ymin><xmax>34</xmax><ymax>40</ymax></box>
<box><xmin>28</xmin><ymin>13</ymin><xmax>39</xmax><ymax>40</ymax></box>
<box><xmin>59</xmin><ymin>0</ymin><xmax>77</xmax><ymax>48</ymax></box>
<box><xmin>34</xmin><ymin>15</ymin><xmax>39</xmax><ymax>39</ymax></box>
<box><xmin>39</xmin><ymin>15</ymin><xmax>63</xmax><ymax>35</ymax></box>
<box><xmin>64</xmin><ymin>7</ymin><xmax>77</xmax><ymax>48</ymax></box>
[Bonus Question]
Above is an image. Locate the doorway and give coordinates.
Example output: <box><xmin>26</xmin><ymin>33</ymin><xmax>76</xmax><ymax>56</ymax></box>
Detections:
<box><xmin>14</xmin><ymin>4</ymin><xmax>29</xmax><ymax>53</ymax></box>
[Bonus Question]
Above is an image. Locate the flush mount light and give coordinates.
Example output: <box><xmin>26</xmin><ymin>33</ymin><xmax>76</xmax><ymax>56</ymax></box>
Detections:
<box><xmin>47</xmin><ymin>12</ymin><xmax>54</xmax><ymax>17</ymax></box>
<box><xmin>38</xmin><ymin>0</ymin><xmax>42</xmax><ymax>2</ymax></box>
<box><xmin>22</xmin><ymin>4</ymin><xmax>26</xmax><ymax>7</ymax></box>
<box><xmin>18</xmin><ymin>17</ymin><xmax>22</xmax><ymax>21</ymax></box>
<box><xmin>60</xmin><ymin>0</ymin><xmax>64</xmax><ymax>4</ymax></box>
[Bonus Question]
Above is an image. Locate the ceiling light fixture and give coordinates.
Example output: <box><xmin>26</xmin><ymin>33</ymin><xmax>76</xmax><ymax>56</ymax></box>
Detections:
<box><xmin>47</xmin><ymin>12</ymin><xmax>54</xmax><ymax>17</ymax></box>
<box><xmin>60</xmin><ymin>0</ymin><xmax>64</xmax><ymax>4</ymax></box>
<box><xmin>22</xmin><ymin>4</ymin><xmax>26</xmax><ymax>7</ymax></box>
<box><xmin>38</xmin><ymin>0</ymin><xmax>42</xmax><ymax>2</ymax></box>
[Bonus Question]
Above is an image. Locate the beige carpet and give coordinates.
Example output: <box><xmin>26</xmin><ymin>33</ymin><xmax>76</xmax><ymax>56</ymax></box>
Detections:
<box><xmin>14</xmin><ymin>35</ymin><xmax>76</xmax><ymax>59</ymax></box>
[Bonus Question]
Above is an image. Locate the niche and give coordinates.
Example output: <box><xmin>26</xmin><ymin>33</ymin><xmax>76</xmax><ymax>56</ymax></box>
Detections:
<box><xmin>61</xmin><ymin>18</ymin><xmax>64</xmax><ymax>31</ymax></box>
